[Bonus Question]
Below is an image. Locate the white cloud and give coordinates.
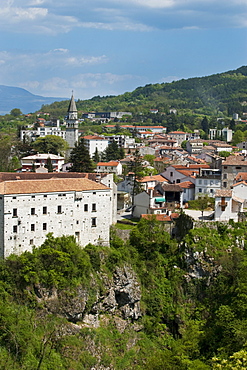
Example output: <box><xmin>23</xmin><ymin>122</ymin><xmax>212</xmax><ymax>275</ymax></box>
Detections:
<box><xmin>18</xmin><ymin>72</ymin><xmax>142</xmax><ymax>98</ymax></box>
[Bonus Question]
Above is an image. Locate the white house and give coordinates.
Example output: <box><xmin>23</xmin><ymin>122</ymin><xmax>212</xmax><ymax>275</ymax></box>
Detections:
<box><xmin>194</xmin><ymin>168</ymin><xmax>221</xmax><ymax>198</ymax></box>
<box><xmin>161</xmin><ymin>164</ymin><xmax>210</xmax><ymax>184</ymax></box>
<box><xmin>96</xmin><ymin>161</ymin><xmax>122</xmax><ymax>176</ymax></box>
<box><xmin>83</xmin><ymin>135</ymin><xmax>109</xmax><ymax>157</ymax></box>
<box><xmin>179</xmin><ymin>181</ymin><xmax>195</xmax><ymax>202</ymax></box>
<box><xmin>0</xmin><ymin>177</ymin><xmax>112</xmax><ymax>258</ymax></box>
<box><xmin>21</xmin><ymin>153</ymin><xmax>65</xmax><ymax>172</ymax></box>
<box><xmin>20</xmin><ymin>124</ymin><xmax>66</xmax><ymax>142</ymax></box>
<box><xmin>186</xmin><ymin>140</ymin><xmax>204</xmax><ymax>154</ymax></box>
<box><xmin>214</xmin><ymin>189</ymin><xmax>244</xmax><ymax>222</ymax></box>
<box><xmin>232</xmin><ymin>181</ymin><xmax>247</xmax><ymax>208</ymax></box>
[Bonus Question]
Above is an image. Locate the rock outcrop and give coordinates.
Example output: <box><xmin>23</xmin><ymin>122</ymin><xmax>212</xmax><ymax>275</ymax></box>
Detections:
<box><xmin>33</xmin><ymin>264</ymin><xmax>142</xmax><ymax>327</ymax></box>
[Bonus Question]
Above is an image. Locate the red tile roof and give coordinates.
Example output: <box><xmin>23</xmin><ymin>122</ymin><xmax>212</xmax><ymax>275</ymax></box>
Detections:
<box><xmin>0</xmin><ymin>178</ymin><xmax>108</xmax><ymax>195</ymax></box>
<box><xmin>97</xmin><ymin>161</ymin><xmax>120</xmax><ymax>167</ymax></box>
<box><xmin>141</xmin><ymin>213</ymin><xmax>179</xmax><ymax>222</ymax></box>
<box><xmin>179</xmin><ymin>181</ymin><xmax>195</xmax><ymax>189</ymax></box>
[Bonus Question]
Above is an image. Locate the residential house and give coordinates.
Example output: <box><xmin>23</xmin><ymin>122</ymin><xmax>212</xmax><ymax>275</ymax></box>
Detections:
<box><xmin>209</xmin><ymin>127</ymin><xmax>233</xmax><ymax>142</ymax></box>
<box><xmin>168</xmin><ymin>131</ymin><xmax>187</xmax><ymax>146</ymax></box>
<box><xmin>211</xmin><ymin>142</ymin><xmax>233</xmax><ymax>154</ymax></box>
<box><xmin>195</xmin><ymin>168</ymin><xmax>221</xmax><ymax>198</ymax></box>
<box><xmin>179</xmin><ymin>181</ymin><xmax>195</xmax><ymax>202</ymax></box>
<box><xmin>21</xmin><ymin>153</ymin><xmax>65</xmax><ymax>172</ymax></box>
<box><xmin>83</xmin><ymin>135</ymin><xmax>109</xmax><ymax>157</ymax></box>
<box><xmin>237</xmin><ymin>141</ymin><xmax>247</xmax><ymax>150</ymax></box>
<box><xmin>161</xmin><ymin>164</ymin><xmax>210</xmax><ymax>184</ymax></box>
<box><xmin>214</xmin><ymin>189</ymin><xmax>244</xmax><ymax>222</ymax></box>
<box><xmin>148</xmin><ymin>135</ymin><xmax>178</xmax><ymax>147</ymax></box>
<box><xmin>186</xmin><ymin>139</ymin><xmax>204</xmax><ymax>154</ymax></box>
<box><xmin>132</xmin><ymin>183</ymin><xmax>183</xmax><ymax>218</ymax></box>
<box><xmin>96</xmin><ymin>161</ymin><xmax>122</xmax><ymax>176</ymax></box>
<box><xmin>221</xmin><ymin>156</ymin><xmax>247</xmax><ymax>189</ymax></box>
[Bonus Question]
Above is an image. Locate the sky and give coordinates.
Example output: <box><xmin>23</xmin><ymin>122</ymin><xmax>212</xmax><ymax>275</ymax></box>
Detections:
<box><xmin>0</xmin><ymin>0</ymin><xmax>246</xmax><ymax>100</ymax></box>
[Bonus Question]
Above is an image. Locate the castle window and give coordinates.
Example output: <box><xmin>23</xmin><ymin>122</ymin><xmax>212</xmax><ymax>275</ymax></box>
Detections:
<box><xmin>13</xmin><ymin>208</ymin><xmax>17</xmax><ymax>217</ymax></box>
<box><xmin>92</xmin><ymin>203</ymin><xmax>96</xmax><ymax>212</ymax></box>
<box><xmin>31</xmin><ymin>208</ymin><xmax>35</xmax><ymax>215</ymax></box>
<box><xmin>91</xmin><ymin>218</ymin><xmax>97</xmax><ymax>227</ymax></box>
<box><xmin>57</xmin><ymin>205</ymin><xmax>62</xmax><ymax>214</ymax></box>
<box><xmin>31</xmin><ymin>224</ymin><xmax>35</xmax><ymax>231</ymax></box>
<box><xmin>43</xmin><ymin>223</ymin><xmax>47</xmax><ymax>231</ymax></box>
<box><xmin>43</xmin><ymin>206</ymin><xmax>47</xmax><ymax>215</ymax></box>
<box><xmin>84</xmin><ymin>204</ymin><xmax>88</xmax><ymax>212</ymax></box>
<box><xmin>13</xmin><ymin>225</ymin><xmax>17</xmax><ymax>233</ymax></box>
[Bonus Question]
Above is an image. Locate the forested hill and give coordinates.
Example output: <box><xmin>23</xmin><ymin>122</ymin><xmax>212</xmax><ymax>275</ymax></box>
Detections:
<box><xmin>42</xmin><ymin>66</ymin><xmax>247</xmax><ymax>117</ymax></box>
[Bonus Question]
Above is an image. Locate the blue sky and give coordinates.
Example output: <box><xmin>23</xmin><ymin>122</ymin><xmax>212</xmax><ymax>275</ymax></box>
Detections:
<box><xmin>0</xmin><ymin>0</ymin><xmax>246</xmax><ymax>100</ymax></box>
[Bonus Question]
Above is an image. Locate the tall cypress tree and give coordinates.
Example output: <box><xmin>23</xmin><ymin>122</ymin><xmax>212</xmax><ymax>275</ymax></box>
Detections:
<box><xmin>69</xmin><ymin>138</ymin><xmax>94</xmax><ymax>173</ymax></box>
<box><xmin>45</xmin><ymin>156</ymin><xmax>53</xmax><ymax>172</ymax></box>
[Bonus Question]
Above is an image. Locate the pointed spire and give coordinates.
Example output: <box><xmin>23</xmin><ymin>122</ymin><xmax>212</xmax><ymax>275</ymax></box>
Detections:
<box><xmin>67</xmin><ymin>92</ymin><xmax>77</xmax><ymax>114</ymax></box>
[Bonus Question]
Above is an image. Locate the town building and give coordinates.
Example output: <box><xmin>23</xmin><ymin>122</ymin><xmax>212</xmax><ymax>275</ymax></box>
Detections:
<box><xmin>0</xmin><ymin>177</ymin><xmax>112</xmax><ymax>258</ymax></box>
<box><xmin>214</xmin><ymin>189</ymin><xmax>244</xmax><ymax>222</ymax></box>
<box><xmin>186</xmin><ymin>139</ymin><xmax>204</xmax><ymax>154</ymax></box>
<box><xmin>194</xmin><ymin>168</ymin><xmax>221</xmax><ymax>197</ymax></box>
<box><xmin>221</xmin><ymin>156</ymin><xmax>247</xmax><ymax>189</ymax></box>
<box><xmin>20</xmin><ymin>121</ymin><xmax>66</xmax><ymax>142</ymax></box>
<box><xmin>83</xmin><ymin>135</ymin><xmax>109</xmax><ymax>157</ymax></box>
<box><xmin>168</xmin><ymin>131</ymin><xmax>187</xmax><ymax>146</ymax></box>
<box><xmin>21</xmin><ymin>153</ymin><xmax>65</xmax><ymax>172</ymax></box>
<box><xmin>96</xmin><ymin>161</ymin><xmax>123</xmax><ymax>176</ymax></box>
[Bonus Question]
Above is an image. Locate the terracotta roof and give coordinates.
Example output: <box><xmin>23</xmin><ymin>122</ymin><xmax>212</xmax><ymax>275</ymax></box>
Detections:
<box><xmin>235</xmin><ymin>172</ymin><xmax>247</xmax><ymax>181</ymax></box>
<box><xmin>172</xmin><ymin>164</ymin><xmax>210</xmax><ymax>169</ymax></box>
<box><xmin>232</xmin><ymin>181</ymin><xmax>247</xmax><ymax>187</ymax></box>
<box><xmin>223</xmin><ymin>156</ymin><xmax>247</xmax><ymax>165</ymax></box>
<box><xmin>0</xmin><ymin>172</ymin><xmax>109</xmax><ymax>182</ymax></box>
<box><xmin>169</xmin><ymin>131</ymin><xmax>186</xmax><ymax>134</ymax></box>
<box><xmin>212</xmin><ymin>142</ymin><xmax>232</xmax><ymax>148</ymax></box>
<box><xmin>83</xmin><ymin>135</ymin><xmax>107</xmax><ymax>140</ymax></box>
<box><xmin>97</xmin><ymin>161</ymin><xmax>120</xmax><ymax>167</ymax></box>
<box><xmin>176</xmin><ymin>169</ymin><xmax>199</xmax><ymax>177</ymax></box>
<box><xmin>138</xmin><ymin>175</ymin><xmax>168</xmax><ymax>183</ymax></box>
<box><xmin>0</xmin><ymin>178</ymin><xmax>109</xmax><ymax>195</ymax></box>
<box><xmin>215</xmin><ymin>189</ymin><xmax>232</xmax><ymax>197</ymax></box>
<box><xmin>179</xmin><ymin>181</ymin><xmax>195</xmax><ymax>189</ymax></box>
<box><xmin>141</xmin><ymin>213</ymin><xmax>179</xmax><ymax>222</ymax></box>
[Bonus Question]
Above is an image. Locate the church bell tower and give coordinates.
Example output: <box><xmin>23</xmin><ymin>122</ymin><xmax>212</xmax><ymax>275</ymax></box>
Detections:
<box><xmin>65</xmin><ymin>92</ymin><xmax>79</xmax><ymax>150</ymax></box>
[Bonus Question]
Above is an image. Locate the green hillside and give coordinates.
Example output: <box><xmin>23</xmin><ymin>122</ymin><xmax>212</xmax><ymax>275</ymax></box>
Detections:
<box><xmin>1</xmin><ymin>220</ymin><xmax>247</xmax><ymax>369</ymax></box>
<box><xmin>42</xmin><ymin>66</ymin><xmax>247</xmax><ymax>118</ymax></box>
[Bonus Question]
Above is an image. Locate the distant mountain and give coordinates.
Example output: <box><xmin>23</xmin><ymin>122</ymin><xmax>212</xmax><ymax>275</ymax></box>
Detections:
<box><xmin>0</xmin><ymin>85</ymin><xmax>65</xmax><ymax>115</ymax></box>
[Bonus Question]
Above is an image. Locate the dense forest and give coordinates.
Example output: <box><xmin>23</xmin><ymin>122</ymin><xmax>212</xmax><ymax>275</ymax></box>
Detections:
<box><xmin>1</xmin><ymin>217</ymin><xmax>247</xmax><ymax>369</ymax></box>
<box><xmin>41</xmin><ymin>66</ymin><xmax>247</xmax><ymax>119</ymax></box>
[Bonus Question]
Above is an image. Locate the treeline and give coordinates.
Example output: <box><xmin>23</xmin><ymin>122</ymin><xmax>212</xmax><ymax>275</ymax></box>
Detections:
<box><xmin>0</xmin><ymin>218</ymin><xmax>247</xmax><ymax>368</ymax></box>
<box><xmin>40</xmin><ymin>66</ymin><xmax>247</xmax><ymax>119</ymax></box>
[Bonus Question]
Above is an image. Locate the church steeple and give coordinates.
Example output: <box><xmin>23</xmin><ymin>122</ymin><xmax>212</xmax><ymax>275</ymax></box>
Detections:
<box><xmin>65</xmin><ymin>91</ymin><xmax>79</xmax><ymax>149</ymax></box>
<box><xmin>67</xmin><ymin>92</ymin><xmax>77</xmax><ymax>120</ymax></box>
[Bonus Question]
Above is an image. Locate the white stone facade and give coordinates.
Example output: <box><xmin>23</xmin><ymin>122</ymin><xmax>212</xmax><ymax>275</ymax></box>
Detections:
<box><xmin>0</xmin><ymin>178</ymin><xmax>112</xmax><ymax>258</ymax></box>
<box><xmin>83</xmin><ymin>135</ymin><xmax>109</xmax><ymax>157</ymax></box>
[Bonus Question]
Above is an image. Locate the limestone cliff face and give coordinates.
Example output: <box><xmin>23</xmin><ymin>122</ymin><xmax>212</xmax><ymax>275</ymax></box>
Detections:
<box><xmin>34</xmin><ymin>264</ymin><xmax>142</xmax><ymax>327</ymax></box>
<box><xmin>182</xmin><ymin>245</ymin><xmax>222</xmax><ymax>285</ymax></box>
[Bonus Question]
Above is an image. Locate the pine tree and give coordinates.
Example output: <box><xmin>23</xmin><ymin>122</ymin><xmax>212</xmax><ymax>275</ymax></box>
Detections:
<box><xmin>104</xmin><ymin>140</ymin><xmax>120</xmax><ymax>161</ymax></box>
<box><xmin>92</xmin><ymin>147</ymin><xmax>100</xmax><ymax>163</ymax></box>
<box><xmin>69</xmin><ymin>138</ymin><xmax>94</xmax><ymax>173</ymax></box>
<box><xmin>201</xmin><ymin>116</ymin><xmax>209</xmax><ymax>134</ymax></box>
<box><xmin>45</xmin><ymin>156</ymin><xmax>53</xmax><ymax>172</ymax></box>
<box><xmin>127</xmin><ymin>150</ymin><xmax>144</xmax><ymax>211</ymax></box>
